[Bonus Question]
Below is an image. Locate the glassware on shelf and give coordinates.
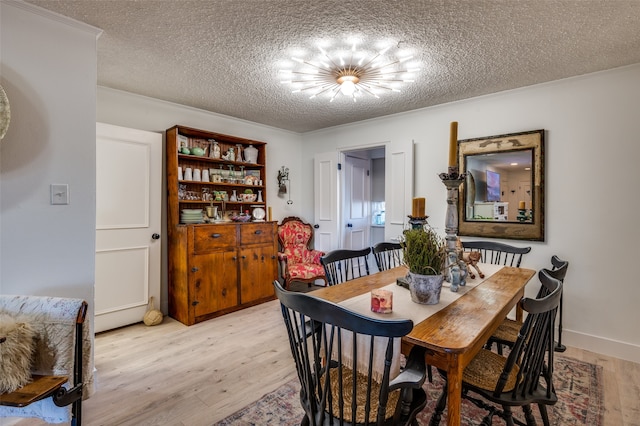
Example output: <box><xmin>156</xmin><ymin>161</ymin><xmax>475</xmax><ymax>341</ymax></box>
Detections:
<box><xmin>236</xmin><ymin>144</ymin><xmax>243</xmax><ymax>162</ymax></box>
<box><xmin>257</xmin><ymin>190</ymin><xmax>263</xmax><ymax>203</ymax></box>
<box><xmin>209</xmin><ymin>140</ymin><xmax>220</xmax><ymax>159</ymax></box>
<box><xmin>230</xmin><ymin>189</ymin><xmax>238</xmax><ymax>202</ymax></box>
<box><xmin>228</xmin><ymin>165</ymin><xmax>235</xmax><ymax>183</ymax></box>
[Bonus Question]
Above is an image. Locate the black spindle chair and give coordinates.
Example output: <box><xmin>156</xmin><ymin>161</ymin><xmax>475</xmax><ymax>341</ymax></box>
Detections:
<box><xmin>461</xmin><ymin>241</ymin><xmax>531</xmax><ymax>267</ymax></box>
<box><xmin>321</xmin><ymin>247</ymin><xmax>372</xmax><ymax>286</ymax></box>
<box><xmin>274</xmin><ymin>280</ymin><xmax>428</xmax><ymax>426</ymax></box>
<box><xmin>430</xmin><ymin>269</ymin><xmax>563</xmax><ymax>426</ymax></box>
<box><xmin>373</xmin><ymin>242</ymin><xmax>404</xmax><ymax>272</ymax></box>
<box><xmin>488</xmin><ymin>257</ymin><xmax>568</xmax><ymax>354</ymax></box>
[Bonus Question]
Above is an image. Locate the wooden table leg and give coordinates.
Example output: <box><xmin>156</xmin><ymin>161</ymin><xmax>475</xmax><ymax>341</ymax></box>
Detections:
<box><xmin>446</xmin><ymin>356</ymin><xmax>463</xmax><ymax>426</ymax></box>
<box><xmin>515</xmin><ymin>288</ymin><xmax>525</xmax><ymax>322</ymax></box>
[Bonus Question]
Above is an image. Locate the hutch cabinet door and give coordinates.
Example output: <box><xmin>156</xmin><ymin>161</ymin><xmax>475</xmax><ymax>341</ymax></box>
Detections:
<box><xmin>239</xmin><ymin>245</ymin><xmax>277</xmax><ymax>304</ymax></box>
<box><xmin>192</xmin><ymin>250</ymin><xmax>239</xmax><ymax>317</ymax></box>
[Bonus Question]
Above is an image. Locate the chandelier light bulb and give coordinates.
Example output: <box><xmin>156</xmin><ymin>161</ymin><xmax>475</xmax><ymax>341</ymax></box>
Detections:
<box><xmin>340</xmin><ymin>80</ymin><xmax>356</xmax><ymax>96</ymax></box>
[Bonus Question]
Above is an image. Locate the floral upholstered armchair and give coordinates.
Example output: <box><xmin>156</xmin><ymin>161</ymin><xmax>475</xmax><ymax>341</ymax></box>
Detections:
<box><xmin>277</xmin><ymin>216</ymin><xmax>327</xmax><ymax>289</ymax></box>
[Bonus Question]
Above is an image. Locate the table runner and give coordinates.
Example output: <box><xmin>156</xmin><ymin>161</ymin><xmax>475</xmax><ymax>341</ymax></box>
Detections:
<box><xmin>339</xmin><ymin>263</ymin><xmax>503</xmax><ymax>323</ymax></box>
<box><xmin>333</xmin><ymin>263</ymin><xmax>503</xmax><ymax>381</ymax></box>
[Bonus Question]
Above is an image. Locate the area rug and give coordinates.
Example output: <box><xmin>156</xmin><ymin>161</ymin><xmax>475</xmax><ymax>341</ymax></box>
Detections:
<box><xmin>214</xmin><ymin>355</ymin><xmax>603</xmax><ymax>425</ymax></box>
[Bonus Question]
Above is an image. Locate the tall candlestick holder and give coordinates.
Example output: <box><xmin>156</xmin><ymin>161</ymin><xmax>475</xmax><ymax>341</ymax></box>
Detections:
<box><xmin>439</xmin><ymin>166</ymin><xmax>467</xmax><ymax>292</ymax></box>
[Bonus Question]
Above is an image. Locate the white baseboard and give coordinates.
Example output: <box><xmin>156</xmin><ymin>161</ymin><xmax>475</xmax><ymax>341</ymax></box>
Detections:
<box><xmin>563</xmin><ymin>330</ymin><xmax>640</xmax><ymax>364</ymax></box>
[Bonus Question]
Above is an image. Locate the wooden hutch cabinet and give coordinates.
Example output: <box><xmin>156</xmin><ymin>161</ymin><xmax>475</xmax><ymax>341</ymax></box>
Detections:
<box><xmin>166</xmin><ymin>125</ymin><xmax>277</xmax><ymax>325</ymax></box>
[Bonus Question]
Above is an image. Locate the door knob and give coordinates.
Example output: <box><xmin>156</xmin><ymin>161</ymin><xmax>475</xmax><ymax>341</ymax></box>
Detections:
<box><xmin>314</xmin><ymin>224</ymin><xmax>319</xmax><ymax>229</ymax></box>
<box><xmin>347</xmin><ymin>223</ymin><xmax>353</xmax><ymax>228</ymax></box>
<box><xmin>152</xmin><ymin>233</ymin><xmax>160</xmax><ymax>240</ymax></box>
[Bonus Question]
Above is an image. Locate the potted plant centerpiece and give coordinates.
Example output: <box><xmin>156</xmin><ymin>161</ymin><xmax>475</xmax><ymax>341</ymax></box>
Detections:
<box><xmin>401</xmin><ymin>226</ymin><xmax>447</xmax><ymax>304</ymax></box>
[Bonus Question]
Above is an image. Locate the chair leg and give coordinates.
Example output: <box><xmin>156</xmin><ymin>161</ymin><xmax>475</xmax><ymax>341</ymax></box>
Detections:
<box><xmin>503</xmin><ymin>406</ymin><xmax>515</xmax><ymax>426</ymax></box>
<box><xmin>538</xmin><ymin>403</ymin><xmax>551</xmax><ymax>426</ymax></box>
<box><xmin>523</xmin><ymin>404</ymin><xmax>536</xmax><ymax>426</ymax></box>
<box><xmin>554</xmin><ymin>294</ymin><xmax>567</xmax><ymax>352</ymax></box>
<box><xmin>429</xmin><ymin>379</ymin><xmax>447</xmax><ymax>426</ymax></box>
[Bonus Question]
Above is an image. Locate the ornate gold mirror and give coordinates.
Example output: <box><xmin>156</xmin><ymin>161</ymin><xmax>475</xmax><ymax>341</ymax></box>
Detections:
<box><xmin>457</xmin><ymin>129</ymin><xmax>545</xmax><ymax>241</ymax></box>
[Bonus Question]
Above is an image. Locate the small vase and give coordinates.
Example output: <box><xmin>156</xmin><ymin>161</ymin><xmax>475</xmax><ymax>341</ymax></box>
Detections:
<box><xmin>257</xmin><ymin>190</ymin><xmax>263</xmax><ymax>203</ymax></box>
<box><xmin>230</xmin><ymin>189</ymin><xmax>237</xmax><ymax>202</ymax></box>
<box><xmin>408</xmin><ymin>272</ymin><xmax>444</xmax><ymax>305</ymax></box>
<box><xmin>244</xmin><ymin>144</ymin><xmax>258</xmax><ymax>163</ymax></box>
<box><xmin>236</xmin><ymin>144</ymin><xmax>243</xmax><ymax>162</ymax></box>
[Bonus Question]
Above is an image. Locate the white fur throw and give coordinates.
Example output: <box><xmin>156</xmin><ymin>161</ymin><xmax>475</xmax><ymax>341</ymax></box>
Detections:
<box><xmin>0</xmin><ymin>295</ymin><xmax>93</xmax><ymax>423</ymax></box>
<box><xmin>0</xmin><ymin>313</ymin><xmax>36</xmax><ymax>393</ymax></box>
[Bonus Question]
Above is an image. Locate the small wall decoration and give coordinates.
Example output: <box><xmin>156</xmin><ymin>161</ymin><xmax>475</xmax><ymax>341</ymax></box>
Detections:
<box><xmin>0</xmin><ymin>84</ymin><xmax>10</xmax><ymax>140</ymax></box>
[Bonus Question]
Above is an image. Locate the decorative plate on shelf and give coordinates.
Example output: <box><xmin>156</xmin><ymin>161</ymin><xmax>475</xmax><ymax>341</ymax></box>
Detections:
<box><xmin>252</xmin><ymin>207</ymin><xmax>266</xmax><ymax>221</ymax></box>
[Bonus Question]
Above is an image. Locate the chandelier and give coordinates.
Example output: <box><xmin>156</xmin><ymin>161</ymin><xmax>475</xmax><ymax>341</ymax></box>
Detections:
<box><xmin>280</xmin><ymin>40</ymin><xmax>419</xmax><ymax>102</ymax></box>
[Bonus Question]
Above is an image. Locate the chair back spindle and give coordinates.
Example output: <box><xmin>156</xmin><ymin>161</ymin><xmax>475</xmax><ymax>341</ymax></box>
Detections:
<box><xmin>372</xmin><ymin>242</ymin><xmax>404</xmax><ymax>272</ymax></box>
<box><xmin>321</xmin><ymin>248</ymin><xmax>372</xmax><ymax>286</ymax></box>
<box><xmin>461</xmin><ymin>241</ymin><xmax>531</xmax><ymax>267</ymax></box>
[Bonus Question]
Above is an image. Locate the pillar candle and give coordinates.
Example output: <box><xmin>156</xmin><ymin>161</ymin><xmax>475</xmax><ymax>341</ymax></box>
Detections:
<box><xmin>519</xmin><ymin>201</ymin><xmax>525</xmax><ymax>210</ymax></box>
<box><xmin>412</xmin><ymin>197</ymin><xmax>425</xmax><ymax>217</ymax></box>
<box><xmin>371</xmin><ymin>288</ymin><xmax>393</xmax><ymax>314</ymax></box>
<box><xmin>268</xmin><ymin>206</ymin><xmax>272</xmax><ymax>221</ymax></box>
<box><xmin>448</xmin><ymin>121</ymin><xmax>458</xmax><ymax>167</ymax></box>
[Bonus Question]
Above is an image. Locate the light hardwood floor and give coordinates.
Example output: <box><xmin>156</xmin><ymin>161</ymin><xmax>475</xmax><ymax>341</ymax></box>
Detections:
<box><xmin>6</xmin><ymin>298</ymin><xmax>640</xmax><ymax>425</ymax></box>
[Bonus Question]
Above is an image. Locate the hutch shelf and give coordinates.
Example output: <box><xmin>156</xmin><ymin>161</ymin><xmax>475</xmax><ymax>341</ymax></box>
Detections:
<box><xmin>166</xmin><ymin>125</ymin><xmax>277</xmax><ymax>325</ymax></box>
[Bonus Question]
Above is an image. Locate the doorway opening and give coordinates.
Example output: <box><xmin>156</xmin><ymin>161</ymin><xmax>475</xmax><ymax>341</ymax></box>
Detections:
<box><xmin>341</xmin><ymin>146</ymin><xmax>385</xmax><ymax>270</ymax></box>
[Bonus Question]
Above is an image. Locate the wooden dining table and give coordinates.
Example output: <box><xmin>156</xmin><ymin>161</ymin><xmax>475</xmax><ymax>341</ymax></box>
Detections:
<box><xmin>311</xmin><ymin>264</ymin><xmax>536</xmax><ymax>426</ymax></box>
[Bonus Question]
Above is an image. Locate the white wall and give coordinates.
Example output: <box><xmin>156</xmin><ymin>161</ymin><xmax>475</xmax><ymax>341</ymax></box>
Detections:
<box><xmin>0</xmin><ymin>2</ymin><xmax>100</xmax><ymax>309</ymax></box>
<box><xmin>300</xmin><ymin>64</ymin><xmax>640</xmax><ymax>363</ymax></box>
<box><xmin>97</xmin><ymin>87</ymin><xmax>304</xmax><ymax>311</ymax></box>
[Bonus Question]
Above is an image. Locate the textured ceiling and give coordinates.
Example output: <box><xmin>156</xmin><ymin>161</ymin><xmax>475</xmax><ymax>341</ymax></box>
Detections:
<box><xmin>25</xmin><ymin>0</ymin><xmax>640</xmax><ymax>133</ymax></box>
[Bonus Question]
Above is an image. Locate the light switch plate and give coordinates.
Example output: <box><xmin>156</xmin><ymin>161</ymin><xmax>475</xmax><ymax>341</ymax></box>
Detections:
<box><xmin>51</xmin><ymin>184</ymin><xmax>69</xmax><ymax>205</ymax></box>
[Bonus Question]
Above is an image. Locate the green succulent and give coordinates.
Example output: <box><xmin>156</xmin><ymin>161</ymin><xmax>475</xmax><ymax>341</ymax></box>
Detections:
<box><xmin>401</xmin><ymin>227</ymin><xmax>447</xmax><ymax>275</ymax></box>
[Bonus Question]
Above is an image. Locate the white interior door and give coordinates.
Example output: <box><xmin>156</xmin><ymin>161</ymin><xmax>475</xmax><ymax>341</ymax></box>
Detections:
<box><xmin>384</xmin><ymin>139</ymin><xmax>414</xmax><ymax>242</ymax></box>
<box><xmin>95</xmin><ymin>123</ymin><xmax>162</xmax><ymax>333</ymax></box>
<box><xmin>342</xmin><ymin>155</ymin><xmax>371</xmax><ymax>250</ymax></box>
<box><xmin>313</xmin><ymin>151</ymin><xmax>340</xmax><ymax>252</ymax></box>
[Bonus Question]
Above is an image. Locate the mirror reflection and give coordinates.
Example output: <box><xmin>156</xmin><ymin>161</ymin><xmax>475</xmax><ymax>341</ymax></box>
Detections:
<box><xmin>465</xmin><ymin>150</ymin><xmax>533</xmax><ymax>222</ymax></box>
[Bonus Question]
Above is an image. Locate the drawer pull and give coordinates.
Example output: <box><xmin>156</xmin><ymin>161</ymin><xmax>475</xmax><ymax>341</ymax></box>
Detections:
<box><xmin>232</xmin><ymin>256</ymin><xmax>237</xmax><ymax>261</ymax></box>
<box><xmin>241</xmin><ymin>255</ymin><xmax>247</xmax><ymax>259</ymax></box>
<box><xmin>254</xmin><ymin>230</ymin><xmax>262</xmax><ymax>235</ymax></box>
<box><xmin>210</xmin><ymin>233</ymin><xmax>222</xmax><ymax>238</ymax></box>
<box><xmin>191</xmin><ymin>267</ymin><xmax>199</xmax><ymax>272</ymax></box>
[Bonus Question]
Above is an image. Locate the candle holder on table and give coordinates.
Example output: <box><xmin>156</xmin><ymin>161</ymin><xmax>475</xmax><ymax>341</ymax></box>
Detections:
<box><xmin>439</xmin><ymin>167</ymin><xmax>468</xmax><ymax>292</ymax></box>
<box><xmin>408</xmin><ymin>215</ymin><xmax>429</xmax><ymax>230</ymax></box>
